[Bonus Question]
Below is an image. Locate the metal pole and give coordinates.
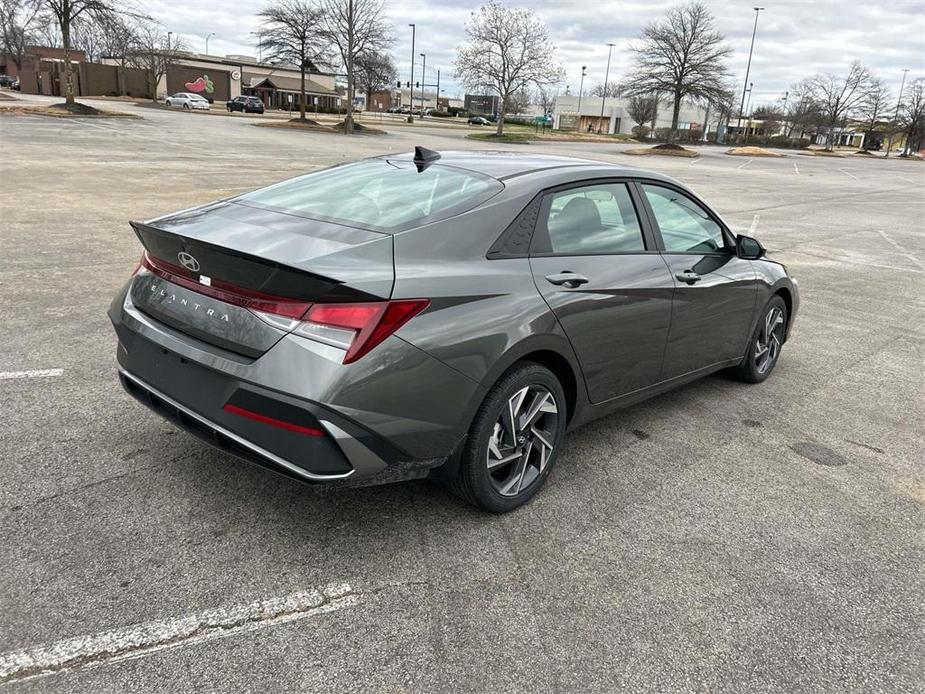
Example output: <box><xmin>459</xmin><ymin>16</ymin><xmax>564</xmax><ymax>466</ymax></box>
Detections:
<box><xmin>885</xmin><ymin>68</ymin><xmax>909</xmax><ymax>158</ymax></box>
<box><xmin>436</xmin><ymin>69</ymin><xmax>440</xmax><ymax>110</ymax></box>
<box><xmin>780</xmin><ymin>90</ymin><xmax>789</xmax><ymax>136</ymax></box>
<box><xmin>599</xmin><ymin>43</ymin><xmax>614</xmax><ymax>133</ymax></box>
<box><xmin>419</xmin><ymin>53</ymin><xmax>426</xmax><ymax>116</ymax></box>
<box><xmin>738</xmin><ymin>7</ymin><xmax>764</xmax><ymax>140</ymax></box>
<box><xmin>205</xmin><ymin>32</ymin><xmax>215</xmax><ymax>54</ymax></box>
<box><xmin>743</xmin><ymin>83</ymin><xmax>753</xmax><ymax>143</ymax></box>
<box><xmin>577</xmin><ymin>66</ymin><xmax>586</xmax><ymax>115</ymax></box>
<box><xmin>408</xmin><ymin>24</ymin><xmax>415</xmax><ymax>114</ymax></box>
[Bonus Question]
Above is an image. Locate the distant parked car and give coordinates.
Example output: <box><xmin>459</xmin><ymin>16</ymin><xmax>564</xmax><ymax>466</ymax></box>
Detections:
<box><xmin>468</xmin><ymin>116</ymin><xmax>490</xmax><ymax>125</ymax></box>
<box><xmin>0</xmin><ymin>74</ymin><xmax>15</xmax><ymax>88</ymax></box>
<box><xmin>227</xmin><ymin>96</ymin><xmax>265</xmax><ymax>114</ymax></box>
<box><xmin>165</xmin><ymin>93</ymin><xmax>210</xmax><ymax>110</ymax></box>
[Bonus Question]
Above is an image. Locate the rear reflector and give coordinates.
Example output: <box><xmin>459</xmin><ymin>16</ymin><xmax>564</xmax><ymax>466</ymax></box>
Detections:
<box><xmin>222</xmin><ymin>403</ymin><xmax>324</xmax><ymax>436</ymax></box>
<box><xmin>140</xmin><ymin>252</ymin><xmax>313</xmax><ymax>320</ymax></box>
<box><xmin>301</xmin><ymin>300</ymin><xmax>430</xmax><ymax>364</ymax></box>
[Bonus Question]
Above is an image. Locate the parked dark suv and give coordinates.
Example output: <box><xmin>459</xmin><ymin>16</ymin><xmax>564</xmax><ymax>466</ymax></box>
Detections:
<box><xmin>110</xmin><ymin>149</ymin><xmax>798</xmax><ymax>512</ymax></box>
<box><xmin>227</xmin><ymin>96</ymin><xmax>265</xmax><ymax>114</ymax></box>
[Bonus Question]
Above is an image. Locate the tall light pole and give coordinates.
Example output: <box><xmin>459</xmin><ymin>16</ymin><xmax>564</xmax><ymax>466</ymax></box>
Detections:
<box><xmin>408</xmin><ymin>24</ymin><xmax>415</xmax><ymax>116</ymax></box>
<box><xmin>598</xmin><ymin>43</ymin><xmax>615</xmax><ymax>133</ymax></box>
<box><xmin>886</xmin><ymin>68</ymin><xmax>909</xmax><ymax>158</ymax></box>
<box><xmin>743</xmin><ymin>82</ymin><xmax>753</xmax><ymax>143</ymax></box>
<box><xmin>577</xmin><ymin>65</ymin><xmax>587</xmax><ymax>114</ymax></box>
<box><xmin>205</xmin><ymin>32</ymin><xmax>216</xmax><ymax>55</ymax></box>
<box><xmin>419</xmin><ymin>53</ymin><xmax>426</xmax><ymax>115</ymax></box>
<box><xmin>779</xmin><ymin>90</ymin><xmax>789</xmax><ymax>136</ymax></box>
<box><xmin>249</xmin><ymin>31</ymin><xmax>262</xmax><ymax>62</ymax></box>
<box><xmin>167</xmin><ymin>31</ymin><xmax>173</xmax><ymax>51</ymax></box>
<box><xmin>738</xmin><ymin>7</ymin><xmax>764</xmax><ymax>141</ymax></box>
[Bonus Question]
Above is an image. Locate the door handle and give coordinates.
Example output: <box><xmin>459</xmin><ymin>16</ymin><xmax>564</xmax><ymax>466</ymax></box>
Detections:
<box><xmin>545</xmin><ymin>271</ymin><xmax>589</xmax><ymax>288</ymax></box>
<box><xmin>675</xmin><ymin>270</ymin><xmax>702</xmax><ymax>285</ymax></box>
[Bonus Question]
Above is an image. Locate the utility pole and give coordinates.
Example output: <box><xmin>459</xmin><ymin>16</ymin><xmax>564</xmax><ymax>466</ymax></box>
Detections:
<box><xmin>885</xmin><ymin>68</ymin><xmax>909</xmax><ymax>158</ymax></box>
<box><xmin>738</xmin><ymin>7</ymin><xmax>764</xmax><ymax>141</ymax></box>
<box><xmin>743</xmin><ymin>82</ymin><xmax>753</xmax><ymax>143</ymax></box>
<box><xmin>419</xmin><ymin>53</ymin><xmax>426</xmax><ymax>115</ymax></box>
<box><xmin>205</xmin><ymin>32</ymin><xmax>216</xmax><ymax>55</ymax></box>
<box><xmin>436</xmin><ymin>69</ymin><xmax>440</xmax><ymax>110</ymax></box>
<box><xmin>577</xmin><ymin>65</ymin><xmax>586</xmax><ymax>114</ymax></box>
<box><xmin>598</xmin><ymin>43</ymin><xmax>615</xmax><ymax>133</ymax></box>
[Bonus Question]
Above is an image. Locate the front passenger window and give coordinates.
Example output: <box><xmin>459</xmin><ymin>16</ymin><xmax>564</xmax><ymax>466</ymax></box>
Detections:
<box><xmin>542</xmin><ymin>183</ymin><xmax>645</xmax><ymax>254</ymax></box>
<box><xmin>642</xmin><ymin>184</ymin><xmax>727</xmax><ymax>254</ymax></box>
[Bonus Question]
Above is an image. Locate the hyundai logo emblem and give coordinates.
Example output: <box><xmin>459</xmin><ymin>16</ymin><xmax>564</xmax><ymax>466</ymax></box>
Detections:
<box><xmin>177</xmin><ymin>251</ymin><xmax>200</xmax><ymax>272</ymax></box>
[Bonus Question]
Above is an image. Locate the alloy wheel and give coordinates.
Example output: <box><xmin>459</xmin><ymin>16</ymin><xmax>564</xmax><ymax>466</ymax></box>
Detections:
<box><xmin>755</xmin><ymin>306</ymin><xmax>784</xmax><ymax>374</ymax></box>
<box><xmin>486</xmin><ymin>385</ymin><xmax>559</xmax><ymax>497</ymax></box>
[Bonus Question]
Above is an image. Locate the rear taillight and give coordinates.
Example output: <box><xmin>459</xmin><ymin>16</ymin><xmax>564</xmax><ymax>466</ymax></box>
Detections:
<box><xmin>295</xmin><ymin>300</ymin><xmax>429</xmax><ymax>364</ymax></box>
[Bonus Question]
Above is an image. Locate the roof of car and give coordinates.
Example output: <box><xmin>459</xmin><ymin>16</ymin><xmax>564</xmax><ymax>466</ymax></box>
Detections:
<box><xmin>381</xmin><ymin>150</ymin><xmax>633</xmax><ymax>180</ymax></box>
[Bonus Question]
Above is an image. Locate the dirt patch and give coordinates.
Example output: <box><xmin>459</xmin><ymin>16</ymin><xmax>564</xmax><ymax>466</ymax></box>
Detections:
<box><xmin>288</xmin><ymin>116</ymin><xmax>322</xmax><ymax>126</ymax></box>
<box><xmin>727</xmin><ymin>146</ymin><xmax>784</xmax><ymax>157</ymax></box>
<box><xmin>332</xmin><ymin>120</ymin><xmax>386</xmax><ymax>135</ymax></box>
<box><xmin>623</xmin><ymin>145</ymin><xmax>698</xmax><ymax>158</ymax></box>
<box><xmin>0</xmin><ymin>102</ymin><xmax>138</xmax><ymax>118</ymax></box>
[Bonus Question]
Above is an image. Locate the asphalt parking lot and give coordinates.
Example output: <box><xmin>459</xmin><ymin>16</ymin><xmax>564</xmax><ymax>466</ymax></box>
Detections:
<box><xmin>1</xmin><ymin>96</ymin><xmax>923</xmax><ymax>693</ymax></box>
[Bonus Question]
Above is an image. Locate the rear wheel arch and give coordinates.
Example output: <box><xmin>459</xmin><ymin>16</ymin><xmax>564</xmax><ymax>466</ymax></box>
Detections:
<box><xmin>518</xmin><ymin>350</ymin><xmax>578</xmax><ymax>427</ymax></box>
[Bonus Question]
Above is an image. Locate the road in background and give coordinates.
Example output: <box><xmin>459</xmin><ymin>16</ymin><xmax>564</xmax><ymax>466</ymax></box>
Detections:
<box><xmin>1</xmin><ymin>99</ymin><xmax>924</xmax><ymax>693</ymax></box>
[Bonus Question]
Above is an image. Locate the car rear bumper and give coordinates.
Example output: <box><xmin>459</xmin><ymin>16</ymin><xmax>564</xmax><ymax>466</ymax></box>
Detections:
<box><xmin>109</xmin><ymin>281</ymin><xmax>479</xmax><ymax>485</ymax></box>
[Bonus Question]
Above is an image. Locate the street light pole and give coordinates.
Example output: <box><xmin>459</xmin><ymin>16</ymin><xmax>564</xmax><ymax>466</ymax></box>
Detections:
<box><xmin>743</xmin><ymin>82</ymin><xmax>753</xmax><ymax>143</ymax></box>
<box><xmin>167</xmin><ymin>31</ymin><xmax>172</xmax><ymax>51</ymax></box>
<box><xmin>205</xmin><ymin>32</ymin><xmax>216</xmax><ymax>54</ymax></box>
<box><xmin>408</xmin><ymin>24</ymin><xmax>415</xmax><ymax>116</ymax></box>
<box><xmin>249</xmin><ymin>32</ymin><xmax>262</xmax><ymax>62</ymax></box>
<box><xmin>435</xmin><ymin>69</ymin><xmax>440</xmax><ymax>109</ymax></box>
<box><xmin>738</xmin><ymin>7</ymin><xmax>764</xmax><ymax>142</ymax></box>
<box><xmin>598</xmin><ymin>43</ymin><xmax>615</xmax><ymax>133</ymax></box>
<box><xmin>577</xmin><ymin>65</ymin><xmax>586</xmax><ymax>114</ymax></box>
<box><xmin>780</xmin><ymin>90</ymin><xmax>789</xmax><ymax>137</ymax></box>
<box><xmin>885</xmin><ymin>68</ymin><xmax>909</xmax><ymax>158</ymax></box>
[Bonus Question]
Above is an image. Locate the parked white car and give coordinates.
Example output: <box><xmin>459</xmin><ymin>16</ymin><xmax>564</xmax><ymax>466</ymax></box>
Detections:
<box><xmin>165</xmin><ymin>93</ymin><xmax>210</xmax><ymax>110</ymax></box>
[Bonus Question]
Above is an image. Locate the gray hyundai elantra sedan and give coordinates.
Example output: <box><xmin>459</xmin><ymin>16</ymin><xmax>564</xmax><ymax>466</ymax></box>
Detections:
<box><xmin>109</xmin><ymin>148</ymin><xmax>798</xmax><ymax>512</ymax></box>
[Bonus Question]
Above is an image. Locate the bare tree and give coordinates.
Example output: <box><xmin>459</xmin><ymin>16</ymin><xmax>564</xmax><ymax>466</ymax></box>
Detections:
<box><xmin>782</xmin><ymin>80</ymin><xmax>820</xmax><ymax>138</ymax></box>
<box><xmin>620</xmin><ymin>2</ymin><xmax>732</xmax><ymax>139</ymax></box>
<box><xmin>71</xmin><ymin>15</ymin><xmax>105</xmax><ymax>61</ymax></box>
<box><xmin>0</xmin><ymin>0</ymin><xmax>45</xmax><ymax>72</ymax></box>
<box><xmin>353</xmin><ymin>49</ymin><xmax>395</xmax><ymax>111</ymax></box>
<box><xmin>858</xmin><ymin>78</ymin><xmax>890</xmax><ymax>149</ymax></box>
<box><xmin>627</xmin><ymin>95</ymin><xmax>659</xmax><ymax>137</ymax></box>
<box><xmin>455</xmin><ymin>2</ymin><xmax>565</xmax><ymax>136</ymax></box>
<box><xmin>897</xmin><ymin>77</ymin><xmax>924</xmax><ymax>154</ymax></box>
<box><xmin>28</xmin><ymin>0</ymin><xmax>126</xmax><ymax>107</ymax></box>
<box><xmin>319</xmin><ymin>0</ymin><xmax>392</xmax><ymax>133</ymax></box>
<box><xmin>808</xmin><ymin>61</ymin><xmax>874</xmax><ymax>150</ymax></box>
<box><xmin>532</xmin><ymin>84</ymin><xmax>555</xmax><ymax>117</ymax></box>
<box><xmin>258</xmin><ymin>0</ymin><xmax>327</xmax><ymax>121</ymax></box>
<box><xmin>129</xmin><ymin>23</ymin><xmax>186</xmax><ymax>102</ymax></box>
<box><xmin>590</xmin><ymin>82</ymin><xmax>620</xmax><ymax>98</ymax></box>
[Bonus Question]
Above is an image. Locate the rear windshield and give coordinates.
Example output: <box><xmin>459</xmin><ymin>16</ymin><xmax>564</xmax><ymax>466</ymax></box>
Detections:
<box><xmin>235</xmin><ymin>159</ymin><xmax>503</xmax><ymax>232</ymax></box>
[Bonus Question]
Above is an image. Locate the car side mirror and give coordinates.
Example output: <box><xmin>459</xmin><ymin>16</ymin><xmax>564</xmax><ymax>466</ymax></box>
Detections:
<box><xmin>736</xmin><ymin>234</ymin><xmax>765</xmax><ymax>260</ymax></box>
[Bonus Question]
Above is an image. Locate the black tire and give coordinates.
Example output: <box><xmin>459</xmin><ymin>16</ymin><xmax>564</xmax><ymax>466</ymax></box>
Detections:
<box><xmin>732</xmin><ymin>295</ymin><xmax>788</xmax><ymax>383</ymax></box>
<box><xmin>450</xmin><ymin>362</ymin><xmax>567</xmax><ymax>513</ymax></box>
<box><xmin>183</xmin><ymin>103</ymin><xmax>190</xmax><ymax>110</ymax></box>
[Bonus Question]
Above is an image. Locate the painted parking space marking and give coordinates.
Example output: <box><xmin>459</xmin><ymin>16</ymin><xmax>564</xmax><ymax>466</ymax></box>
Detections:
<box><xmin>838</xmin><ymin>167</ymin><xmax>859</xmax><ymax>180</ymax></box>
<box><xmin>749</xmin><ymin>214</ymin><xmax>761</xmax><ymax>234</ymax></box>
<box><xmin>0</xmin><ymin>583</ymin><xmax>358</xmax><ymax>684</ymax></box>
<box><xmin>876</xmin><ymin>229</ymin><xmax>925</xmax><ymax>271</ymax></box>
<box><xmin>737</xmin><ymin>158</ymin><xmax>753</xmax><ymax>169</ymax></box>
<box><xmin>793</xmin><ymin>163</ymin><xmax>800</xmax><ymax>175</ymax></box>
<box><xmin>0</xmin><ymin>369</ymin><xmax>63</xmax><ymax>381</ymax></box>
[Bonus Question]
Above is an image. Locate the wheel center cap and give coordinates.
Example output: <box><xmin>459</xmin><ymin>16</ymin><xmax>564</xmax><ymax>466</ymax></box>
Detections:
<box><xmin>517</xmin><ymin>434</ymin><xmax>527</xmax><ymax>445</ymax></box>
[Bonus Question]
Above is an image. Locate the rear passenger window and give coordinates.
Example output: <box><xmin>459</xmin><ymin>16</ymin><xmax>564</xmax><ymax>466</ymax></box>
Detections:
<box><xmin>542</xmin><ymin>183</ymin><xmax>645</xmax><ymax>254</ymax></box>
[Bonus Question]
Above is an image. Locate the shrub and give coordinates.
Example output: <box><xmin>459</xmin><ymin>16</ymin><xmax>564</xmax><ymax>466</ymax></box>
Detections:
<box><xmin>429</xmin><ymin>110</ymin><xmax>452</xmax><ymax>118</ymax></box>
<box><xmin>632</xmin><ymin>125</ymin><xmax>650</xmax><ymax>140</ymax></box>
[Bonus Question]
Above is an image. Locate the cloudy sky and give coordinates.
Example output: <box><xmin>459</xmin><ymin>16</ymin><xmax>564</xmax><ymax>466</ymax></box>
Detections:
<box><xmin>147</xmin><ymin>0</ymin><xmax>925</xmax><ymax>108</ymax></box>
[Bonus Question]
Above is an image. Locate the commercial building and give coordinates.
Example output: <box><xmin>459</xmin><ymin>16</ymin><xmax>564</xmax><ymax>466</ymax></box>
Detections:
<box><xmin>553</xmin><ymin>95</ymin><xmax>709</xmax><ymax>136</ymax></box>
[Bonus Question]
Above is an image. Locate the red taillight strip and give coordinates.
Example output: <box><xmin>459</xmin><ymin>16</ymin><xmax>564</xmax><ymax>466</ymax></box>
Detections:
<box><xmin>141</xmin><ymin>252</ymin><xmax>313</xmax><ymax>320</ymax></box>
<box><xmin>222</xmin><ymin>403</ymin><xmax>324</xmax><ymax>437</ymax></box>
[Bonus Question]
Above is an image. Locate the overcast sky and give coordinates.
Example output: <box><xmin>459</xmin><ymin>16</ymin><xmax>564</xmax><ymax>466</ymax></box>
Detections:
<box><xmin>147</xmin><ymin>0</ymin><xmax>925</xmax><ymax>107</ymax></box>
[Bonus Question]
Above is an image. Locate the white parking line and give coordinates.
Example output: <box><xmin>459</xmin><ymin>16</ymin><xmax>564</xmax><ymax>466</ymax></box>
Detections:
<box><xmin>838</xmin><ymin>167</ymin><xmax>859</xmax><ymax>180</ymax></box>
<box><xmin>737</xmin><ymin>158</ymin><xmax>753</xmax><ymax>169</ymax></box>
<box><xmin>895</xmin><ymin>175</ymin><xmax>917</xmax><ymax>184</ymax></box>
<box><xmin>0</xmin><ymin>369</ymin><xmax>63</xmax><ymax>381</ymax></box>
<box><xmin>749</xmin><ymin>214</ymin><xmax>761</xmax><ymax>235</ymax></box>
<box><xmin>876</xmin><ymin>229</ymin><xmax>925</xmax><ymax>271</ymax></box>
<box><xmin>793</xmin><ymin>163</ymin><xmax>800</xmax><ymax>175</ymax></box>
<box><xmin>0</xmin><ymin>583</ymin><xmax>357</xmax><ymax>684</ymax></box>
